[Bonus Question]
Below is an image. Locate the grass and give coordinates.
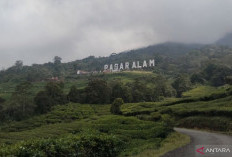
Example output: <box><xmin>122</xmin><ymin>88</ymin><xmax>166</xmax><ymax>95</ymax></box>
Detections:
<box><xmin>132</xmin><ymin>132</ymin><xmax>190</xmax><ymax>157</ymax></box>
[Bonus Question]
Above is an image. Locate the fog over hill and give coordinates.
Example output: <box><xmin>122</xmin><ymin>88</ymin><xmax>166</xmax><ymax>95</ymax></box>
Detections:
<box><xmin>216</xmin><ymin>32</ymin><xmax>232</xmax><ymax>47</ymax></box>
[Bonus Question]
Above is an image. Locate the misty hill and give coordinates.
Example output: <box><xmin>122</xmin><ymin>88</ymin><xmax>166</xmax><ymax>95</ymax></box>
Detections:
<box><xmin>68</xmin><ymin>42</ymin><xmax>203</xmax><ymax>71</ymax></box>
<box><xmin>216</xmin><ymin>32</ymin><xmax>232</xmax><ymax>47</ymax></box>
<box><xmin>1</xmin><ymin>41</ymin><xmax>232</xmax><ymax>83</ymax></box>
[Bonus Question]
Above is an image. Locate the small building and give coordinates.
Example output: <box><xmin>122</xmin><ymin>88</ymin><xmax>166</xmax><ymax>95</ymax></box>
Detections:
<box><xmin>47</xmin><ymin>77</ymin><xmax>59</xmax><ymax>82</ymax></box>
<box><xmin>77</xmin><ymin>70</ymin><xmax>89</xmax><ymax>75</ymax></box>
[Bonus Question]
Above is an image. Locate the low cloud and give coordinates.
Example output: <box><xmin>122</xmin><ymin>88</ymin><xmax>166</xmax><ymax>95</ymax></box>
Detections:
<box><xmin>1</xmin><ymin>0</ymin><xmax>232</xmax><ymax>68</ymax></box>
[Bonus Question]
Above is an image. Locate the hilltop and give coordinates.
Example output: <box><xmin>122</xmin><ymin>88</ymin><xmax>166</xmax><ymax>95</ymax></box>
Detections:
<box><xmin>216</xmin><ymin>32</ymin><xmax>232</xmax><ymax>47</ymax></box>
<box><xmin>1</xmin><ymin>40</ymin><xmax>232</xmax><ymax>83</ymax></box>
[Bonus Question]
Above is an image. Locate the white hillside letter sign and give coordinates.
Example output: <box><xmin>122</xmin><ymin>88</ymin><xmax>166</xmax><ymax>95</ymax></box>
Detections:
<box><xmin>149</xmin><ymin>59</ymin><xmax>155</xmax><ymax>67</ymax></box>
<box><xmin>110</xmin><ymin>64</ymin><xmax>113</xmax><ymax>71</ymax></box>
<box><xmin>120</xmin><ymin>63</ymin><xmax>124</xmax><ymax>70</ymax></box>
<box><xmin>114</xmin><ymin>64</ymin><xmax>119</xmax><ymax>70</ymax></box>
<box><xmin>137</xmin><ymin>61</ymin><xmax>142</xmax><ymax>68</ymax></box>
<box><xmin>132</xmin><ymin>61</ymin><xmax>137</xmax><ymax>68</ymax></box>
<box><xmin>104</xmin><ymin>65</ymin><xmax>108</xmax><ymax>70</ymax></box>
<box><xmin>125</xmin><ymin>62</ymin><xmax>130</xmax><ymax>70</ymax></box>
<box><xmin>143</xmin><ymin>60</ymin><xmax>147</xmax><ymax>68</ymax></box>
<box><xmin>102</xmin><ymin>59</ymin><xmax>155</xmax><ymax>72</ymax></box>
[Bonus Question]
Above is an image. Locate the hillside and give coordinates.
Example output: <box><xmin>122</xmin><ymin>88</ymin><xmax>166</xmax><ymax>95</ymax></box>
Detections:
<box><xmin>216</xmin><ymin>32</ymin><xmax>232</xmax><ymax>47</ymax></box>
<box><xmin>0</xmin><ymin>84</ymin><xmax>231</xmax><ymax>156</ymax></box>
<box><xmin>1</xmin><ymin>41</ymin><xmax>232</xmax><ymax>83</ymax></box>
<box><xmin>1</xmin><ymin>40</ymin><xmax>232</xmax><ymax>156</ymax></box>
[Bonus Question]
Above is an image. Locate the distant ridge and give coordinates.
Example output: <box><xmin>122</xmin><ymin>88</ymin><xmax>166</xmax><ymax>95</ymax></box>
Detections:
<box><xmin>216</xmin><ymin>32</ymin><xmax>232</xmax><ymax>47</ymax></box>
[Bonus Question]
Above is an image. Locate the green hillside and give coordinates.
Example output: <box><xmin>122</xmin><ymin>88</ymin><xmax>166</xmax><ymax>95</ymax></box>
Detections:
<box><xmin>0</xmin><ymin>42</ymin><xmax>232</xmax><ymax>156</ymax></box>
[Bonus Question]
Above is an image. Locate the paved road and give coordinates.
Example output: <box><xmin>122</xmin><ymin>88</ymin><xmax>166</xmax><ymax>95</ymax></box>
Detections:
<box><xmin>162</xmin><ymin>128</ymin><xmax>232</xmax><ymax>157</ymax></box>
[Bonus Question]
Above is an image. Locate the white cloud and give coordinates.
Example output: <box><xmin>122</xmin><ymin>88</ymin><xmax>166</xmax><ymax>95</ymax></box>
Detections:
<box><xmin>0</xmin><ymin>0</ymin><xmax>232</xmax><ymax>68</ymax></box>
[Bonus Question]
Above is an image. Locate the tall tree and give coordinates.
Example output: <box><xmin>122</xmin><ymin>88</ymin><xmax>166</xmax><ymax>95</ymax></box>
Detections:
<box><xmin>67</xmin><ymin>85</ymin><xmax>81</xmax><ymax>103</ymax></box>
<box><xmin>172</xmin><ymin>75</ymin><xmax>190</xmax><ymax>98</ymax></box>
<box><xmin>35</xmin><ymin>82</ymin><xmax>67</xmax><ymax>114</ymax></box>
<box><xmin>53</xmin><ymin>56</ymin><xmax>62</xmax><ymax>64</ymax></box>
<box><xmin>85</xmin><ymin>79</ymin><xmax>111</xmax><ymax>104</ymax></box>
<box><xmin>2</xmin><ymin>82</ymin><xmax>35</xmax><ymax>121</ymax></box>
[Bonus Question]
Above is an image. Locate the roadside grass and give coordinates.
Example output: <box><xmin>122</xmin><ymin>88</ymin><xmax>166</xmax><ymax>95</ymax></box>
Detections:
<box><xmin>132</xmin><ymin>132</ymin><xmax>190</xmax><ymax>157</ymax></box>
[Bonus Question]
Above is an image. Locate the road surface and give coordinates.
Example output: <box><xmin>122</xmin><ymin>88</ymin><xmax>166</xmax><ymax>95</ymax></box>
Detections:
<box><xmin>162</xmin><ymin>128</ymin><xmax>232</xmax><ymax>157</ymax></box>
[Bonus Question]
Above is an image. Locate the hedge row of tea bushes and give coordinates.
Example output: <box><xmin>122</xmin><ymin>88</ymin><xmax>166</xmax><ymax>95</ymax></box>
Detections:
<box><xmin>0</xmin><ymin>115</ymin><xmax>173</xmax><ymax>156</ymax></box>
<box><xmin>0</xmin><ymin>103</ymin><xmax>110</xmax><ymax>132</ymax></box>
<box><xmin>177</xmin><ymin>116</ymin><xmax>232</xmax><ymax>132</ymax></box>
<box><xmin>0</xmin><ymin>133</ymin><xmax>123</xmax><ymax>157</ymax></box>
<box><xmin>120</xmin><ymin>86</ymin><xmax>232</xmax><ymax>133</ymax></box>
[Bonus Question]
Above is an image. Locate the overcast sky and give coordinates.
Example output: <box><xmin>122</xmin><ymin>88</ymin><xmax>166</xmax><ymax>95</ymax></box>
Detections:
<box><xmin>1</xmin><ymin>0</ymin><xmax>232</xmax><ymax>68</ymax></box>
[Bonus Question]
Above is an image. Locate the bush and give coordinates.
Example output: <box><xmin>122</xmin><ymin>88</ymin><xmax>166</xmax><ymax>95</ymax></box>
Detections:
<box><xmin>178</xmin><ymin>116</ymin><xmax>232</xmax><ymax>131</ymax></box>
<box><xmin>110</xmin><ymin>98</ymin><xmax>124</xmax><ymax>115</ymax></box>
<box><xmin>0</xmin><ymin>134</ymin><xmax>124</xmax><ymax>157</ymax></box>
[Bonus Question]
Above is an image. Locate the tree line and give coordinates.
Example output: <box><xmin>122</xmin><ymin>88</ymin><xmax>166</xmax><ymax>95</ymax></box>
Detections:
<box><xmin>0</xmin><ymin>75</ymin><xmax>192</xmax><ymax>121</ymax></box>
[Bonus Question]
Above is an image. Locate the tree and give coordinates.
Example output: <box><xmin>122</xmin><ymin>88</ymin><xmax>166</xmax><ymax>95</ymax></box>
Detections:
<box><xmin>130</xmin><ymin>79</ymin><xmax>148</xmax><ymax>102</ymax></box>
<box><xmin>110</xmin><ymin>98</ymin><xmax>124</xmax><ymax>115</ymax></box>
<box><xmin>15</xmin><ymin>60</ymin><xmax>23</xmax><ymax>68</ymax></box>
<box><xmin>172</xmin><ymin>75</ymin><xmax>190</xmax><ymax>98</ymax></box>
<box><xmin>12</xmin><ymin>60</ymin><xmax>23</xmax><ymax>72</ymax></box>
<box><xmin>26</xmin><ymin>67</ymin><xmax>52</xmax><ymax>82</ymax></box>
<box><xmin>2</xmin><ymin>82</ymin><xmax>35</xmax><ymax>121</ymax></box>
<box><xmin>45</xmin><ymin>82</ymin><xmax>67</xmax><ymax>104</ymax></box>
<box><xmin>54</xmin><ymin>56</ymin><xmax>62</xmax><ymax>64</ymax></box>
<box><xmin>153</xmin><ymin>76</ymin><xmax>176</xmax><ymax>100</ymax></box>
<box><xmin>0</xmin><ymin>97</ymin><xmax>5</xmax><ymax>112</ymax></box>
<box><xmin>35</xmin><ymin>82</ymin><xmax>67</xmax><ymax>114</ymax></box>
<box><xmin>34</xmin><ymin>91</ymin><xmax>54</xmax><ymax>114</ymax></box>
<box><xmin>202</xmin><ymin>64</ymin><xmax>232</xmax><ymax>86</ymax></box>
<box><xmin>53</xmin><ymin>56</ymin><xmax>64</xmax><ymax>77</ymax></box>
<box><xmin>190</xmin><ymin>73</ymin><xmax>205</xmax><ymax>84</ymax></box>
<box><xmin>67</xmin><ymin>85</ymin><xmax>81</xmax><ymax>103</ymax></box>
<box><xmin>85</xmin><ymin>79</ymin><xmax>111</xmax><ymax>104</ymax></box>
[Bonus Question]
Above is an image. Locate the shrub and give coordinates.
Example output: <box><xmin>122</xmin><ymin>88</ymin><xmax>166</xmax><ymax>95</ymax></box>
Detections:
<box><xmin>178</xmin><ymin>116</ymin><xmax>232</xmax><ymax>131</ymax></box>
<box><xmin>0</xmin><ymin>134</ymin><xmax>124</xmax><ymax>157</ymax></box>
<box><xmin>110</xmin><ymin>98</ymin><xmax>124</xmax><ymax>115</ymax></box>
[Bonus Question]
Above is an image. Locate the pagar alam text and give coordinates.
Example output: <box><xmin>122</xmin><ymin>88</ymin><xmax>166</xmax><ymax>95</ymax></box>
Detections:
<box><xmin>104</xmin><ymin>59</ymin><xmax>155</xmax><ymax>72</ymax></box>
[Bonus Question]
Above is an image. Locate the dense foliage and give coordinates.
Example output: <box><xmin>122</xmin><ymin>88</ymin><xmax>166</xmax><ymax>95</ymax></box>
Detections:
<box><xmin>110</xmin><ymin>98</ymin><xmax>124</xmax><ymax>115</ymax></box>
<box><xmin>0</xmin><ymin>133</ymin><xmax>124</xmax><ymax>157</ymax></box>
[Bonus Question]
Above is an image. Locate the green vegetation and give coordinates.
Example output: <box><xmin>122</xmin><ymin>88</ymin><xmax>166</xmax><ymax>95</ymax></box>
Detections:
<box><xmin>134</xmin><ymin>132</ymin><xmax>190</xmax><ymax>157</ymax></box>
<box><xmin>110</xmin><ymin>98</ymin><xmax>124</xmax><ymax>115</ymax></box>
<box><xmin>0</xmin><ymin>113</ymin><xmax>172</xmax><ymax>156</ymax></box>
<box><xmin>1</xmin><ymin>44</ymin><xmax>232</xmax><ymax>156</ymax></box>
<box><xmin>0</xmin><ymin>132</ymin><xmax>123</xmax><ymax>157</ymax></box>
